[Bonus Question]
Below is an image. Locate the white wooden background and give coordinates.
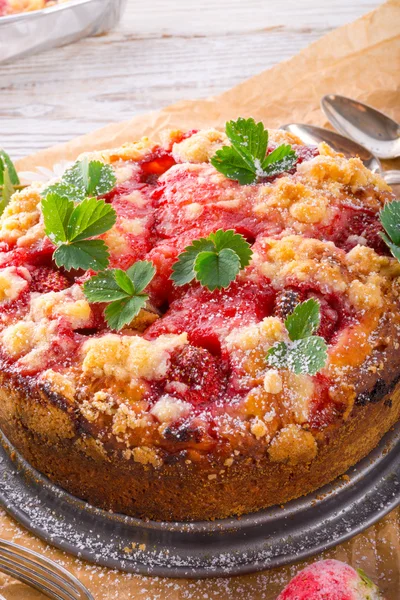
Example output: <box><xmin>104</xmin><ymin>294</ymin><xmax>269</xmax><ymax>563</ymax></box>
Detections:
<box><xmin>0</xmin><ymin>0</ymin><xmax>381</xmax><ymax>160</ymax></box>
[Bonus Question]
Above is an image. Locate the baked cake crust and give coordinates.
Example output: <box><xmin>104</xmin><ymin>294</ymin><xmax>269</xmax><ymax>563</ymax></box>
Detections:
<box><xmin>0</xmin><ymin>127</ymin><xmax>399</xmax><ymax>521</ymax></box>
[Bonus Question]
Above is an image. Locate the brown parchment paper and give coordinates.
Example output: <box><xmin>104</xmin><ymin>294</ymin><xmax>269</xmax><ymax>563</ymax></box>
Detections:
<box><xmin>1</xmin><ymin>1</ymin><xmax>400</xmax><ymax>598</ymax></box>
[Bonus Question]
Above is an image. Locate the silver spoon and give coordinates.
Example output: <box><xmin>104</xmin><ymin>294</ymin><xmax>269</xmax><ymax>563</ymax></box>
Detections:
<box><xmin>280</xmin><ymin>123</ymin><xmax>400</xmax><ymax>193</ymax></box>
<box><xmin>321</xmin><ymin>95</ymin><xmax>400</xmax><ymax>160</ymax></box>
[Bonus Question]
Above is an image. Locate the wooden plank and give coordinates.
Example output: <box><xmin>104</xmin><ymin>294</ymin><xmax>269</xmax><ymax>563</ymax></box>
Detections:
<box><xmin>123</xmin><ymin>0</ymin><xmax>380</xmax><ymax>34</ymax></box>
<box><xmin>0</xmin><ymin>0</ymin><xmax>380</xmax><ymax>159</ymax></box>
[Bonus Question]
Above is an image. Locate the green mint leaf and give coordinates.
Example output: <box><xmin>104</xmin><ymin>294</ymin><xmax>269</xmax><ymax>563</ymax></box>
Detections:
<box><xmin>171</xmin><ymin>238</ymin><xmax>215</xmax><ymax>286</ymax></box>
<box><xmin>83</xmin><ymin>270</ymin><xmax>130</xmax><ymax>302</ymax></box>
<box><xmin>194</xmin><ymin>247</ymin><xmax>241</xmax><ymax>291</ymax></box>
<box><xmin>0</xmin><ymin>149</ymin><xmax>20</xmax><ymax>186</ymax></box>
<box><xmin>105</xmin><ymin>295</ymin><xmax>148</xmax><ymax>331</ymax></box>
<box><xmin>0</xmin><ymin>166</ymin><xmax>16</xmax><ymax>216</ymax></box>
<box><xmin>380</xmin><ymin>201</ymin><xmax>400</xmax><ymax>247</ymax></box>
<box><xmin>226</xmin><ymin>117</ymin><xmax>269</xmax><ymax>169</ymax></box>
<box><xmin>261</xmin><ymin>144</ymin><xmax>297</xmax><ymax>176</ymax></box>
<box><xmin>211</xmin><ymin>146</ymin><xmax>257</xmax><ymax>185</ymax></box>
<box><xmin>42</xmin><ymin>193</ymin><xmax>74</xmax><ymax>244</ymax></box>
<box><xmin>54</xmin><ymin>240</ymin><xmax>110</xmax><ymax>272</ymax></box>
<box><xmin>66</xmin><ymin>197</ymin><xmax>117</xmax><ymax>242</ymax></box>
<box><xmin>285</xmin><ymin>298</ymin><xmax>320</xmax><ymax>341</ymax></box>
<box><xmin>45</xmin><ymin>159</ymin><xmax>116</xmax><ymax>202</ymax></box>
<box><xmin>208</xmin><ymin>229</ymin><xmax>252</xmax><ymax>268</ymax></box>
<box><xmin>126</xmin><ymin>260</ymin><xmax>156</xmax><ymax>293</ymax></box>
<box><xmin>266</xmin><ymin>337</ymin><xmax>328</xmax><ymax>376</ymax></box>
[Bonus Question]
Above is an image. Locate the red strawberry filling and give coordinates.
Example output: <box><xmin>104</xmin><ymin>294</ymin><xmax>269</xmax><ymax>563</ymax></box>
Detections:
<box><xmin>322</xmin><ymin>205</ymin><xmax>388</xmax><ymax>255</ymax></box>
<box><xmin>274</xmin><ymin>285</ymin><xmax>353</xmax><ymax>344</ymax></box>
<box><xmin>0</xmin><ymin>136</ymin><xmax>393</xmax><ymax>442</ymax></box>
<box><xmin>308</xmin><ymin>374</ymin><xmax>338</xmax><ymax>429</ymax></box>
<box><xmin>146</xmin><ymin>279</ymin><xmax>276</xmax><ymax>355</ymax></box>
<box><xmin>165</xmin><ymin>345</ymin><xmax>227</xmax><ymax>406</ymax></box>
<box><xmin>30</xmin><ymin>267</ymin><xmax>71</xmax><ymax>294</ymax></box>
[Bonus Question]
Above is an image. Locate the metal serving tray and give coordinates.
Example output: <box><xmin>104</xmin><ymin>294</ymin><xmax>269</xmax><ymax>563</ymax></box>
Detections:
<box><xmin>0</xmin><ymin>424</ymin><xmax>399</xmax><ymax>578</ymax></box>
<box><xmin>0</xmin><ymin>0</ymin><xmax>127</xmax><ymax>64</ymax></box>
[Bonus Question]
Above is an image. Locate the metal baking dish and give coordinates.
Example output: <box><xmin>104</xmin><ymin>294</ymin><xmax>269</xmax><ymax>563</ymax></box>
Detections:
<box><xmin>0</xmin><ymin>0</ymin><xmax>127</xmax><ymax>64</ymax></box>
<box><xmin>1</xmin><ymin>423</ymin><xmax>399</xmax><ymax>578</ymax></box>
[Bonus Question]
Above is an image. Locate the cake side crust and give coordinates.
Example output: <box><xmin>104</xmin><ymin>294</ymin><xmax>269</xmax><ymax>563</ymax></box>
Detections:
<box><xmin>0</xmin><ymin>375</ymin><xmax>399</xmax><ymax>521</ymax></box>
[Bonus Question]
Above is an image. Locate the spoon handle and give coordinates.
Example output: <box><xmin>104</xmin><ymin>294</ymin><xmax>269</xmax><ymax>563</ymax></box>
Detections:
<box><xmin>383</xmin><ymin>170</ymin><xmax>400</xmax><ymax>185</ymax></box>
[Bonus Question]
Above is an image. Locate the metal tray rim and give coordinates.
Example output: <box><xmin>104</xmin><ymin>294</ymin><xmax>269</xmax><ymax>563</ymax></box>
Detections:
<box><xmin>1</xmin><ymin>423</ymin><xmax>399</xmax><ymax>578</ymax></box>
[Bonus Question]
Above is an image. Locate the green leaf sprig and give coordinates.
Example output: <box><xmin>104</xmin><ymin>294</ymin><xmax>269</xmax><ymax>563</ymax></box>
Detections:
<box><xmin>0</xmin><ymin>149</ymin><xmax>22</xmax><ymax>216</ymax></box>
<box><xmin>210</xmin><ymin>118</ymin><xmax>297</xmax><ymax>185</ymax></box>
<box><xmin>45</xmin><ymin>157</ymin><xmax>117</xmax><ymax>202</ymax></box>
<box><xmin>83</xmin><ymin>261</ymin><xmax>156</xmax><ymax>330</ymax></box>
<box><xmin>41</xmin><ymin>159</ymin><xmax>118</xmax><ymax>271</ymax></box>
<box><xmin>379</xmin><ymin>200</ymin><xmax>400</xmax><ymax>261</ymax></box>
<box><xmin>266</xmin><ymin>299</ymin><xmax>328</xmax><ymax>376</ymax></box>
<box><xmin>42</xmin><ymin>194</ymin><xmax>117</xmax><ymax>271</ymax></box>
<box><xmin>171</xmin><ymin>229</ymin><xmax>252</xmax><ymax>291</ymax></box>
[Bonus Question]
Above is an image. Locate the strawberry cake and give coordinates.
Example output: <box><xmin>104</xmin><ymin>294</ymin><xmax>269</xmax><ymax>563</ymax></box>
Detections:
<box><xmin>0</xmin><ymin>124</ymin><xmax>399</xmax><ymax>521</ymax></box>
<box><xmin>0</xmin><ymin>0</ymin><xmax>67</xmax><ymax>16</ymax></box>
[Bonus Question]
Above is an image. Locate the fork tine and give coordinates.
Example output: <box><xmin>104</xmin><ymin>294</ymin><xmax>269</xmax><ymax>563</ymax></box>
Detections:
<box><xmin>0</xmin><ymin>555</ymin><xmax>74</xmax><ymax>600</ymax></box>
<box><xmin>0</xmin><ymin>540</ymin><xmax>94</xmax><ymax>600</ymax></box>
<box><xmin>0</xmin><ymin>548</ymin><xmax>77</xmax><ymax>595</ymax></box>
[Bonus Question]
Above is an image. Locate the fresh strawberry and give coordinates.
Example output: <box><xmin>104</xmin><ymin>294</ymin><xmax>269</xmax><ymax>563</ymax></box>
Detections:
<box><xmin>30</xmin><ymin>267</ymin><xmax>70</xmax><ymax>294</ymax></box>
<box><xmin>277</xmin><ymin>559</ymin><xmax>382</xmax><ymax>600</ymax></box>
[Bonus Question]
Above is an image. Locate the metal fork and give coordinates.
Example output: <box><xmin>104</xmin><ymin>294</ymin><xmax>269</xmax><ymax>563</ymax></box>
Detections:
<box><xmin>0</xmin><ymin>540</ymin><xmax>94</xmax><ymax>600</ymax></box>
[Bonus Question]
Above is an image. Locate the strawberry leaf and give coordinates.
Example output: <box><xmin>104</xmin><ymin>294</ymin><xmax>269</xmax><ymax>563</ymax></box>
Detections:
<box><xmin>54</xmin><ymin>240</ymin><xmax>110</xmax><ymax>272</ymax></box>
<box><xmin>83</xmin><ymin>260</ymin><xmax>156</xmax><ymax>331</ymax></box>
<box><xmin>210</xmin><ymin>117</ymin><xmax>297</xmax><ymax>184</ymax></box>
<box><xmin>285</xmin><ymin>298</ymin><xmax>320</xmax><ymax>341</ymax></box>
<box><xmin>194</xmin><ymin>247</ymin><xmax>241</xmax><ymax>291</ymax></box>
<box><xmin>266</xmin><ymin>299</ymin><xmax>328</xmax><ymax>376</ymax></box>
<box><xmin>105</xmin><ymin>295</ymin><xmax>148</xmax><ymax>331</ymax></box>
<box><xmin>171</xmin><ymin>229</ymin><xmax>252</xmax><ymax>290</ymax></box>
<box><xmin>66</xmin><ymin>197</ymin><xmax>117</xmax><ymax>242</ymax></box>
<box><xmin>380</xmin><ymin>201</ymin><xmax>400</xmax><ymax>251</ymax></box>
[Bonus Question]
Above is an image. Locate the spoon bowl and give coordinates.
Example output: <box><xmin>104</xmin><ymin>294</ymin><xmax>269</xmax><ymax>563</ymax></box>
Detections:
<box><xmin>280</xmin><ymin>123</ymin><xmax>382</xmax><ymax>173</ymax></box>
<box><xmin>321</xmin><ymin>95</ymin><xmax>400</xmax><ymax>159</ymax></box>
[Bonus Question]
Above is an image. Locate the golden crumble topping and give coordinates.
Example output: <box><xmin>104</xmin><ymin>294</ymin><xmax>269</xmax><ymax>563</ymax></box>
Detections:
<box><xmin>0</xmin><ymin>126</ymin><xmax>398</xmax><ymax>471</ymax></box>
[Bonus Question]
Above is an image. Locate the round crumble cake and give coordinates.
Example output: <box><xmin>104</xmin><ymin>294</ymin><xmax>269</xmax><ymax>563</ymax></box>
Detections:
<box><xmin>0</xmin><ymin>0</ymin><xmax>68</xmax><ymax>17</ymax></box>
<box><xmin>0</xmin><ymin>126</ymin><xmax>400</xmax><ymax>522</ymax></box>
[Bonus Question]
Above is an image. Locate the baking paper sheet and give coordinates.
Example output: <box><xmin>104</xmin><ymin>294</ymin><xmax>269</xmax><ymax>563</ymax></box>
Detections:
<box><xmin>1</xmin><ymin>0</ymin><xmax>400</xmax><ymax>597</ymax></box>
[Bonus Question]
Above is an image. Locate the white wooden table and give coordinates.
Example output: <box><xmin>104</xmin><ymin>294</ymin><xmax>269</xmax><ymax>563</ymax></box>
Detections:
<box><xmin>0</xmin><ymin>0</ymin><xmax>380</xmax><ymax>160</ymax></box>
